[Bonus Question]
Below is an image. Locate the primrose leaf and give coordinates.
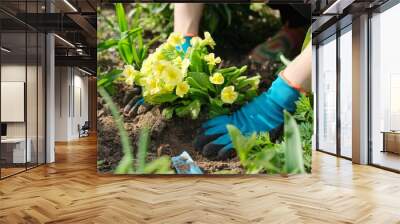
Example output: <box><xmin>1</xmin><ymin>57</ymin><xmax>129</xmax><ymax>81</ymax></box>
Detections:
<box><xmin>148</xmin><ymin>93</ymin><xmax>178</xmax><ymax>104</ymax></box>
<box><xmin>175</xmin><ymin>100</ymin><xmax>201</xmax><ymax>119</ymax></box>
<box><xmin>118</xmin><ymin>38</ymin><xmax>134</xmax><ymax>64</ymax></box>
<box><xmin>283</xmin><ymin>111</ymin><xmax>305</xmax><ymax>174</ymax></box>
<box><xmin>188</xmin><ymin>72</ymin><xmax>214</xmax><ymax>92</ymax></box>
<box><xmin>162</xmin><ymin>107</ymin><xmax>174</xmax><ymax>120</ymax></box>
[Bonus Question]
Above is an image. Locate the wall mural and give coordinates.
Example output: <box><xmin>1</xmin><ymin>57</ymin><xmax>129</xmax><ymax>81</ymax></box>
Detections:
<box><xmin>97</xmin><ymin>3</ymin><xmax>313</xmax><ymax>175</ymax></box>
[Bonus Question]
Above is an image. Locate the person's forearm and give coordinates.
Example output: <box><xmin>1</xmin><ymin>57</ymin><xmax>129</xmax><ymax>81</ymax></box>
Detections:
<box><xmin>174</xmin><ymin>3</ymin><xmax>204</xmax><ymax>36</ymax></box>
<box><xmin>282</xmin><ymin>43</ymin><xmax>312</xmax><ymax>92</ymax></box>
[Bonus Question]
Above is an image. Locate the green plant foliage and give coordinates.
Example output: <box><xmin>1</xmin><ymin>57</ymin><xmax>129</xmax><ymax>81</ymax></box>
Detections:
<box><xmin>98</xmin><ymin>87</ymin><xmax>174</xmax><ymax>174</ymax></box>
<box><xmin>124</xmin><ymin>32</ymin><xmax>261</xmax><ymax>119</ymax></box>
<box><xmin>227</xmin><ymin>94</ymin><xmax>313</xmax><ymax>174</ymax></box>
<box><xmin>283</xmin><ymin>111</ymin><xmax>305</xmax><ymax>174</ymax></box>
<box><xmin>97</xmin><ymin>3</ymin><xmax>159</xmax><ymax>86</ymax></box>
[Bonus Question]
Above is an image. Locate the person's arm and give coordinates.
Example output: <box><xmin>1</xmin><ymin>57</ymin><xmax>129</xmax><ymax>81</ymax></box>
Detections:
<box><xmin>281</xmin><ymin>43</ymin><xmax>312</xmax><ymax>92</ymax></box>
<box><xmin>174</xmin><ymin>3</ymin><xmax>204</xmax><ymax>36</ymax></box>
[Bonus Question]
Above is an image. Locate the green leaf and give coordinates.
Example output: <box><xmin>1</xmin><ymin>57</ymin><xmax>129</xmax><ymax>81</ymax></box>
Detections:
<box><xmin>216</xmin><ymin>66</ymin><xmax>236</xmax><ymax>74</ymax></box>
<box><xmin>302</xmin><ymin>27</ymin><xmax>311</xmax><ymax>51</ymax></box>
<box><xmin>162</xmin><ymin>107</ymin><xmax>174</xmax><ymax>120</ymax></box>
<box><xmin>98</xmin><ymin>87</ymin><xmax>134</xmax><ymax>174</ymax></box>
<box><xmin>115</xmin><ymin>3</ymin><xmax>128</xmax><ymax>33</ymax></box>
<box><xmin>118</xmin><ymin>38</ymin><xmax>134</xmax><ymax>64</ymax></box>
<box><xmin>120</xmin><ymin>28</ymin><xmax>143</xmax><ymax>40</ymax></box>
<box><xmin>186</xmin><ymin>77</ymin><xmax>208</xmax><ymax>92</ymax></box>
<box><xmin>208</xmin><ymin>98</ymin><xmax>229</xmax><ymax>117</ymax></box>
<box><xmin>188</xmin><ymin>72</ymin><xmax>214</xmax><ymax>92</ymax></box>
<box><xmin>189</xmin><ymin>49</ymin><xmax>204</xmax><ymax>72</ymax></box>
<box><xmin>144</xmin><ymin>156</ymin><xmax>174</xmax><ymax>174</ymax></box>
<box><xmin>175</xmin><ymin>100</ymin><xmax>201</xmax><ymax>119</ymax></box>
<box><xmin>97</xmin><ymin>69</ymin><xmax>123</xmax><ymax>87</ymax></box>
<box><xmin>136</xmin><ymin>127</ymin><xmax>150</xmax><ymax>173</ymax></box>
<box><xmin>283</xmin><ymin>111</ymin><xmax>305</xmax><ymax>174</ymax></box>
<box><xmin>148</xmin><ymin>93</ymin><xmax>179</xmax><ymax>104</ymax></box>
<box><xmin>227</xmin><ymin>125</ymin><xmax>257</xmax><ymax>165</ymax></box>
<box><xmin>97</xmin><ymin>39</ymin><xmax>119</xmax><ymax>52</ymax></box>
<box><xmin>114</xmin><ymin>155</ymin><xmax>134</xmax><ymax>174</ymax></box>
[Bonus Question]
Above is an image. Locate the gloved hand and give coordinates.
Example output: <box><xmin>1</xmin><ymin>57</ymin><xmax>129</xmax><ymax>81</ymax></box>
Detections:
<box><xmin>193</xmin><ymin>75</ymin><xmax>301</xmax><ymax>160</ymax></box>
<box><xmin>178</xmin><ymin>35</ymin><xmax>192</xmax><ymax>53</ymax></box>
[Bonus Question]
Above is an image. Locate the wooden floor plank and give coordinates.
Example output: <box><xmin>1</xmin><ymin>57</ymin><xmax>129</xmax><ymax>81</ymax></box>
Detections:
<box><xmin>0</xmin><ymin>135</ymin><xmax>399</xmax><ymax>223</ymax></box>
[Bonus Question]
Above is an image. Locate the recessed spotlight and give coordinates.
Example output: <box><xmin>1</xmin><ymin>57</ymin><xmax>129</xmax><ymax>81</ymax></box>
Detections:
<box><xmin>63</xmin><ymin>0</ymin><xmax>78</xmax><ymax>12</ymax></box>
<box><xmin>1</xmin><ymin>47</ymin><xmax>11</xmax><ymax>53</ymax></box>
<box><xmin>54</xmin><ymin>34</ymin><xmax>75</xmax><ymax>48</ymax></box>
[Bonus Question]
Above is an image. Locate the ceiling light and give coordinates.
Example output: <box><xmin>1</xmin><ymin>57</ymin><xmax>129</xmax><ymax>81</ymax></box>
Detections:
<box><xmin>1</xmin><ymin>47</ymin><xmax>11</xmax><ymax>53</ymax></box>
<box><xmin>322</xmin><ymin>0</ymin><xmax>354</xmax><ymax>15</ymax></box>
<box><xmin>63</xmin><ymin>0</ymin><xmax>78</xmax><ymax>12</ymax></box>
<box><xmin>54</xmin><ymin>34</ymin><xmax>75</xmax><ymax>48</ymax></box>
<box><xmin>78</xmin><ymin>68</ymin><xmax>93</xmax><ymax>76</ymax></box>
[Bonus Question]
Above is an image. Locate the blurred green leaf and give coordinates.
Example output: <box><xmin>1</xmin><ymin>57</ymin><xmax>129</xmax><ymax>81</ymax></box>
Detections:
<box><xmin>97</xmin><ymin>39</ymin><xmax>119</xmax><ymax>52</ymax></box>
<box><xmin>115</xmin><ymin>3</ymin><xmax>128</xmax><ymax>33</ymax></box>
<box><xmin>97</xmin><ymin>69</ymin><xmax>123</xmax><ymax>87</ymax></box>
<box><xmin>283</xmin><ymin>111</ymin><xmax>305</xmax><ymax>174</ymax></box>
<box><xmin>137</xmin><ymin>127</ymin><xmax>150</xmax><ymax>173</ymax></box>
<box><xmin>302</xmin><ymin>27</ymin><xmax>311</xmax><ymax>51</ymax></box>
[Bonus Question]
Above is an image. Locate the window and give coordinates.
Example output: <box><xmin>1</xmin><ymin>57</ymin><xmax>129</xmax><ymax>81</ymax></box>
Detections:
<box><xmin>370</xmin><ymin>3</ymin><xmax>400</xmax><ymax>171</ymax></box>
<box><xmin>317</xmin><ymin>35</ymin><xmax>337</xmax><ymax>154</ymax></box>
<box><xmin>339</xmin><ymin>26</ymin><xmax>352</xmax><ymax>158</ymax></box>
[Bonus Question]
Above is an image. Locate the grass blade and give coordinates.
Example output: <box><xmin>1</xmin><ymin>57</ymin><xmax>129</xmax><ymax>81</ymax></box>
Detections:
<box><xmin>115</xmin><ymin>3</ymin><xmax>128</xmax><ymax>33</ymax></box>
<box><xmin>98</xmin><ymin>87</ymin><xmax>134</xmax><ymax>173</ymax></box>
<box><xmin>137</xmin><ymin>127</ymin><xmax>150</xmax><ymax>173</ymax></box>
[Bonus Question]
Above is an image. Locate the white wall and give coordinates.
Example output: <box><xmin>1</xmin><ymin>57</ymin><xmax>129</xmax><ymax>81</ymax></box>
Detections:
<box><xmin>54</xmin><ymin>66</ymin><xmax>89</xmax><ymax>141</ymax></box>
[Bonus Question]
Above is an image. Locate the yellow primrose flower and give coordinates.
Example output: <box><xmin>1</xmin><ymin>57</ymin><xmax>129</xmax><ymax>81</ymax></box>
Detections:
<box><xmin>161</xmin><ymin>64</ymin><xmax>184</xmax><ymax>86</ymax></box>
<box><xmin>204</xmin><ymin>53</ymin><xmax>221</xmax><ymax>66</ymax></box>
<box><xmin>141</xmin><ymin>57</ymin><xmax>153</xmax><ymax>75</ymax></box>
<box><xmin>153</xmin><ymin>60</ymin><xmax>166</xmax><ymax>75</ymax></box>
<box><xmin>167</xmin><ymin>32</ymin><xmax>185</xmax><ymax>47</ymax></box>
<box><xmin>181</xmin><ymin>58</ymin><xmax>190</xmax><ymax>75</ymax></box>
<box><xmin>221</xmin><ymin>86</ymin><xmax>238</xmax><ymax>104</ymax></box>
<box><xmin>123</xmin><ymin>65</ymin><xmax>139</xmax><ymax>85</ymax></box>
<box><xmin>154</xmin><ymin>50</ymin><xmax>165</xmax><ymax>61</ymax></box>
<box><xmin>146</xmin><ymin>77</ymin><xmax>162</xmax><ymax>95</ymax></box>
<box><xmin>190</xmin><ymin>36</ymin><xmax>202</xmax><ymax>47</ymax></box>
<box><xmin>176</xmin><ymin>81</ymin><xmax>190</xmax><ymax>97</ymax></box>
<box><xmin>209</xmin><ymin>72</ymin><xmax>224</xmax><ymax>85</ymax></box>
<box><xmin>203</xmin><ymin>32</ymin><xmax>216</xmax><ymax>49</ymax></box>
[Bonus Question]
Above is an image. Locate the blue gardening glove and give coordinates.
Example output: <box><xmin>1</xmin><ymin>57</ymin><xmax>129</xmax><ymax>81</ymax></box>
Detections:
<box><xmin>178</xmin><ymin>35</ymin><xmax>192</xmax><ymax>53</ymax></box>
<box><xmin>193</xmin><ymin>76</ymin><xmax>300</xmax><ymax>160</ymax></box>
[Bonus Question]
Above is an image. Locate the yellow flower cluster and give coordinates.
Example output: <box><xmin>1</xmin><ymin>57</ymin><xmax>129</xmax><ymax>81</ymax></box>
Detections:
<box><xmin>134</xmin><ymin>33</ymin><xmax>191</xmax><ymax>100</ymax></box>
<box><xmin>122</xmin><ymin>65</ymin><xmax>139</xmax><ymax>85</ymax></box>
<box><xmin>204</xmin><ymin>53</ymin><xmax>221</xmax><ymax>66</ymax></box>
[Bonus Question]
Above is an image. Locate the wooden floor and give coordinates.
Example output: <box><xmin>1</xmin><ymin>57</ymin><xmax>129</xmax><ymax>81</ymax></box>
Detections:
<box><xmin>1</xmin><ymin>135</ymin><xmax>400</xmax><ymax>223</ymax></box>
